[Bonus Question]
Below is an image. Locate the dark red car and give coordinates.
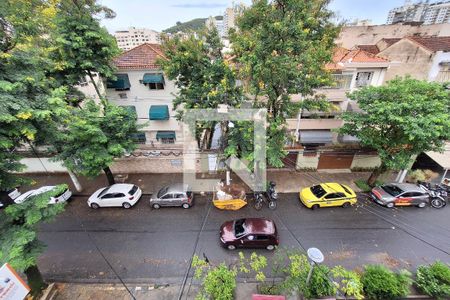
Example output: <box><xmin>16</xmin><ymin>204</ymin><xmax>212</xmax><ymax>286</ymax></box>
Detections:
<box><xmin>219</xmin><ymin>218</ymin><xmax>279</xmax><ymax>250</ymax></box>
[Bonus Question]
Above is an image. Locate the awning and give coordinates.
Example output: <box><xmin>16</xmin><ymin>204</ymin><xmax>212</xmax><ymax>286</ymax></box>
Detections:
<box><xmin>107</xmin><ymin>74</ymin><xmax>130</xmax><ymax>90</ymax></box>
<box><xmin>143</xmin><ymin>73</ymin><xmax>164</xmax><ymax>84</ymax></box>
<box><xmin>149</xmin><ymin>105</ymin><xmax>169</xmax><ymax>120</ymax></box>
<box><xmin>120</xmin><ymin>105</ymin><xmax>137</xmax><ymax>119</ymax></box>
<box><xmin>425</xmin><ymin>142</ymin><xmax>450</xmax><ymax>169</ymax></box>
<box><xmin>156</xmin><ymin>131</ymin><xmax>176</xmax><ymax>140</ymax></box>
<box><xmin>300</xmin><ymin>130</ymin><xmax>333</xmax><ymax>144</ymax></box>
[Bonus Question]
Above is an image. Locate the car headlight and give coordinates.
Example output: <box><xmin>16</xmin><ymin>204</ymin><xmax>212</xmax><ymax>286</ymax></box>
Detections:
<box><xmin>306</xmin><ymin>199</ymin><xmax>313</xmax><ymax>203</ymax></box>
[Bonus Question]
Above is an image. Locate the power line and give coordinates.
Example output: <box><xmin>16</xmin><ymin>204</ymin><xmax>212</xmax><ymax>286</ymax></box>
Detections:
<box><xmin>71</xmin><ymin>209</ymin><xmax>136</xmax><ymax>300</ymax></box>
<box><xmin>177</xmin><ymin>198</ymin><xmax>213</xmax><ymax>300</ymax></box>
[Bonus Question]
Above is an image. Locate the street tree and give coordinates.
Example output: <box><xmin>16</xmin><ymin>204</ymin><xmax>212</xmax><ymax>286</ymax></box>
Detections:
<box><xmin>0</xmin><ymin>184</ymin><xmax>68</xmax><ymax>296</ymax></box>
<box><xmin>230</xmin><ymin>0</ymin><xmax>340</xmax><ymax>166</ymax></box>
<box><xmin>339</xmin><ymin>77</ymin><xmax>450</xmax><ymax>185</ymax></box>
<box><xmin>160</xmin><ymin>27</ymin><xmax>243</xmax><ymax>149</ymax></box>
<box><xmin>51</xmin><ymin>0</ymin><xmax>120</xmax><ymax>104</ymax></box>
<box><xmin>53</xmin><ymin>100</ymin><xmax>140</xmax><ymax>185</ymax></box>
<box><xmin>0</xmin><ymin>0</ymin><xmax>69</xmax><ymax>191</ymax></box>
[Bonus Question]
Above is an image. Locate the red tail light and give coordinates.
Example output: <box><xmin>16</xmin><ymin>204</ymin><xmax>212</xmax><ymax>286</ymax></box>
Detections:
<box><xmin>129</xmin><ymin>196</ymin><xmax>134</xmax><ymax>200</ymax></box>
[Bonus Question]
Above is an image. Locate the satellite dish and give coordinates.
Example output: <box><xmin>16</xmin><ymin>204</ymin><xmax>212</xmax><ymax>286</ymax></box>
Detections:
<box><xmin>307</xmin><ymin>247</ymin><xmax>324</xmax><ymax>263</ymax></box>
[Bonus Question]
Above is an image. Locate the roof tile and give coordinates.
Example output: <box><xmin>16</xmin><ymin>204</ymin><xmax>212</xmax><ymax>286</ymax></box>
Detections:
<box><xmin>113</xmin><ymin>43</ymin><xmax>165</xmax><ymax>70</ymax></box>
<box><xmin>407</xmin><ymin>36</ymin><xmax>450</xmax><ymax>52</ymax></box>
<box><xmin>326</xmin><ymin>47</ymin><xmax>388</xmax><ymax>70</ymax></box>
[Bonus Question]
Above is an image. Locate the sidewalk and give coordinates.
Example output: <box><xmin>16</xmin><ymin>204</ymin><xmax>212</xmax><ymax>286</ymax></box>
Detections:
<box><xmin>51</xmin><ymin>282</ymin><xmax>261</xmax><ymax>300</ymax></box>
<box><xmin>22</xmin><ymin>170</ymin><xmax>373</xmax><ymax>195</ymax></box>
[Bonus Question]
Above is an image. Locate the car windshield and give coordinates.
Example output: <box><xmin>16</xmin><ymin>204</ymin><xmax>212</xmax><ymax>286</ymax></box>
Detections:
<box><xmin>310</xmin><ymin>185</ymin><xmax>327</xmax><ymax>198</ymax></box>
<box><xmin>234</xmin><ymin>219</ymin><xmax>246</xmax><ymax>238</ymax></box>
<box><xmin>98</xmin><ymin>187</ymin><xmax>110</xmax><ymax>197</ymax></box>
<box><xmin>54</xmin><ymin>188</ymin><xmax>68</xmax><ymax>197</ymax></box>
<box><xmin>129</xmin><ymin>185</ymin><xmax>138</xmax><ymax>195</ymax></box>
<box><xmin>381</xmin><ymin>185</ymin><xmax>404</xmax><ymax>196</ymax></box>
<box><xmin>157</xmin><ymin>186</ymin><xmax>169</xmax><ymax>198</ymax></box>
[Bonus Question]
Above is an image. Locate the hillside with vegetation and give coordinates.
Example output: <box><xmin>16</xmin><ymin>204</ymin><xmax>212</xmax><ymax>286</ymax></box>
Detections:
<box><xmin>163</xmin><ymin>16</ymin><xmax>222</xmax><ymax>33</ymax></box>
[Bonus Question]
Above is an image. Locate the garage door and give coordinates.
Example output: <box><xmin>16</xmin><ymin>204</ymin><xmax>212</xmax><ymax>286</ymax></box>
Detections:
<box><xmin>317</xmin><ymin>153</ymin><xmax>354</xmax><ymax>169</ymax></box>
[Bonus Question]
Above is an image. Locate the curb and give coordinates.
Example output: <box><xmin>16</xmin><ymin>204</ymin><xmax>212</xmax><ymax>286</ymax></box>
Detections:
<box><xmin>39</xmin><ymin>283</ymin><xmax>57</xmax><ymax>300</ymax></box>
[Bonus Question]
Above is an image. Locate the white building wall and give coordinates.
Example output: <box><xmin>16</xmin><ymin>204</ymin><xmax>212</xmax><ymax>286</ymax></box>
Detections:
<box><xmin>428</xmin><ymin>51</ymin><xmax>450</xmax><ymax>81</ymax></box>
<box><xmin>106</xmin><ymin>69</ymin><xmax>183</xmax><ymax>148</ymax></box>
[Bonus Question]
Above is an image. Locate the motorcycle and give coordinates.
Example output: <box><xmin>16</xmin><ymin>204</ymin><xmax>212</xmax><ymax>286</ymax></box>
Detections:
<box><xmin>417</xmin><ymin>181</ymin><xmax>447</xmax><ymax>209</ymax></box>
<box><xmin>254</xmin><ymin>181</ymin><xmax>277</xmax><ymax>210</ymax></box>
<box><xmin>266</xmin><ymin>181</ymin><xmax>278</xmax><ymax>210</ymax></box>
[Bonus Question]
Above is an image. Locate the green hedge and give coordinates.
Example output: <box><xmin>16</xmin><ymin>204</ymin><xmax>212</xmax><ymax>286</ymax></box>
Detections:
<box><xmin>361</xmin><ymin>265</ymin><xmax>412</xmax><ymax>300</ymax></box>
<box><xmin>415</xmin><ymin>261</ymin><xmax>450</xmax><ymax>299</ymax></box>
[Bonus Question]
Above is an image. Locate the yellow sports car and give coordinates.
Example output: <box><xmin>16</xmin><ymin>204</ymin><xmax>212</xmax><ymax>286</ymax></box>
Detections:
<box><xmin>299</xmin><ymin>183</ymin><xmax>357</xmax><ymax>209</ymax></box>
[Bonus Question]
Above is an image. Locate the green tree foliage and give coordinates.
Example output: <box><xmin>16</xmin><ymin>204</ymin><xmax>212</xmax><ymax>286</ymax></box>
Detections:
<box><xmin>339</xmin><ymin>78</ymin><xmax>450</xmax><ymax>185</ymax></box>
<box><xmin>0</xmin><ymin>0</ymin><xmax>68</xmax><ymax>190</ymax></box>
<box><xmin>192</xmin><ymin>255</ymin><xmax>237</xmax><ymax>300</ymax></box>
<box><xmin>53</xmin><ymin>100</ymin><xmax>140</xmax><ymax>185</ymax></box>
<box><xmin>0</xmin><ymin>184</ymin><xmax>68</xmax><ymax>296</ymax></box>
<box><xmin>331</xmin><ymin>265</ymin><xmax>364</xmax><ymax>299</ymax></box>
<box><xmin>361</xmin><ymin>265</ymin><xmax>412</xmax><ymax>300</ymax></box>
<box><xmin>160</xmin><ymin>27</ymin><xmax>242</xmax><ymax>149</ymax></box>
<box><xmin>51</xmin><ymin>0</ymin><xmax>120</xmax><ymax>104</ymax></box>
<box><xmin>230</xmin><ymin>0</ymin><xmax>340</xmax><ymax>166</ymax></box>
<box><xmin>415</xmin><ymin>261</ymin><xmax>450</xmax><ymax>299</ymax></box>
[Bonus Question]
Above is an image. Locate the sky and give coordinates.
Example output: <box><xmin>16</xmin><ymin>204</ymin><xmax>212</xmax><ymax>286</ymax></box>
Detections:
<box><xmin>99</xmin><ymin>0</ymin><xmax>408</xmax><ymax>33</ymax></box>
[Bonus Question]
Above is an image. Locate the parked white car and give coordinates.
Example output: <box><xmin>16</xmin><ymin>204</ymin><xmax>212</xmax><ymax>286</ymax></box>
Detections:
<box><xmin>14</xmin><ymin>186</ymin><xmax>72</xmax><ymax>205</ymax></box>
<box><xmin>88</xmin><ymin>184</ymin><xmax>142</xmax><ymax>209</ymax></box>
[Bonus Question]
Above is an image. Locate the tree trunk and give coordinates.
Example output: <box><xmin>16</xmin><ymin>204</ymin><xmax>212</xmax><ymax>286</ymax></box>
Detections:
<box><xmin>87</xmin><ymin>70</ymin><xmax>107</xmax><ymax>107</ymax></box>
<box><xmin>103</xmin><ymin>167</ymin><xmax>115</xmax><ymax>185</ymax></box>
<box><xmin>24</xmin><ymin>265</ymin><xmax>48</xmax><ymax>297</ymax></box>
<box><xmin>367</xmin><ymin>164</ymin><xmax>386</xmax><ymax>187</ymax></box>
<box><xmin>68</xmin><ymin>169</ymin><xmax>83</xmax><ymax>192</ymax></box>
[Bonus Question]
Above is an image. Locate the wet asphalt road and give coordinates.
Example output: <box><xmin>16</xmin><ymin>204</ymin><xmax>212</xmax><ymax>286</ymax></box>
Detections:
<box><xmin>37</xmin><ymin>193</ymin><xmax>450</xmax><ymax>284</ymax></box>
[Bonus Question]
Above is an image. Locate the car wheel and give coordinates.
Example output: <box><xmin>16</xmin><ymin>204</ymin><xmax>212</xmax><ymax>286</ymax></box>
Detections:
<box><xmin>90</xmin><ymin>203</ymin><xmax>100</xmax><ymax>209</ymax></box>
<box><xmin>152</xmin><ymin>203</ymin><xmax>161</xmax><ymax>209</ymax></box>
<box><xmin>122</xmin><ymin>202</ymin><xmax>132</xmax><ymax>209</ymax></box>
<box><xmin>417</xmin><ymin>202</ymin><xmax>427</xmax><ymax>208</ymax></box>
<box><xmin>342</xmin><ymin>202</ymin><xmax>351</xmax><ymax>208</ymax></box>
<box><xmin>227</xmin><ymin>244</ymin><xmax>236</xmax><ymax>250</ymax></box>
<box><xmin>311</xmin><ymin>204</ymin><xmax>320</xmax><ymax>210</ymax></box>
<box><xmin>182</xmin><ymin>203</ymin><xmax>190</xmax><ymax>209</ymax></box>
<box><xmin>266</xmin><ymin>245</ymin><xmax>275</xmax><ymax>251</ymax></box>
<box><xmin>386</xmin><ymin>202</ymin><xmax>394</xmax><ymax>208</ymax></box>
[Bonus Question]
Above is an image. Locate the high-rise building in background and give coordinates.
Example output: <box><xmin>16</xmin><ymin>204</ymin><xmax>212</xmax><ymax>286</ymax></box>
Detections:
<box><xmin>206</xmin><ymin>2</ymin><xmax>246</xmax><ymax>40</ymax></box>
<box><xmin>386</xmin><ymin>0</ymin><xmax>450</xmax><ymax>25</ymax></box>
<box><xmin>205</xmin><ymin>16</ymin><xmax>225</xmax><ymax>37</ymax></box>
<box><xmin>114</xmin><ymin>27</ymin><xmax>161</xmax><ymax>51</ymax></box>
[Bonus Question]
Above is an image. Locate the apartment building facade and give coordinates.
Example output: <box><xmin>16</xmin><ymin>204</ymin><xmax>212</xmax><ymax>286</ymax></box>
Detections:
<box><xmin>105</xmin><ymin>43</ymin><xmax>183</xmax><ymax>149</ymax></box>
<box><xmin>283</xmin><ymin>48</ymin><xmax>391</xmax><ymax>170</ymax></box>
<box><xmin>386</xmin><ymin>0</ymin><xmax>450</xmax><ymax>25</ymax></box>
<box><xmin>114</xmin><ymin>27</ymin><xmax>161</xmax><ymax>51</ymax></box>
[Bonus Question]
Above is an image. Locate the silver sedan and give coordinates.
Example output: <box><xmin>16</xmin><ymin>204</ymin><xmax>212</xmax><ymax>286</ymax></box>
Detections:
<box><xmin>371</xmin><ymin>183</ymin><xmax>429</xmax><ymax>208</ymax></box>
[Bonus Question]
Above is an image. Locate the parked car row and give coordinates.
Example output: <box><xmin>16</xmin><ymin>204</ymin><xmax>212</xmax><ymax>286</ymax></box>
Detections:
<box><xmin>3</xmin><ymin>179</ymin><xmax>444</xmax><ymax>252</ymax></box>
<box><xmin>87</xmin><ymin>183</ymin><xmax>193</xmax><ymax>209</ymax></box>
